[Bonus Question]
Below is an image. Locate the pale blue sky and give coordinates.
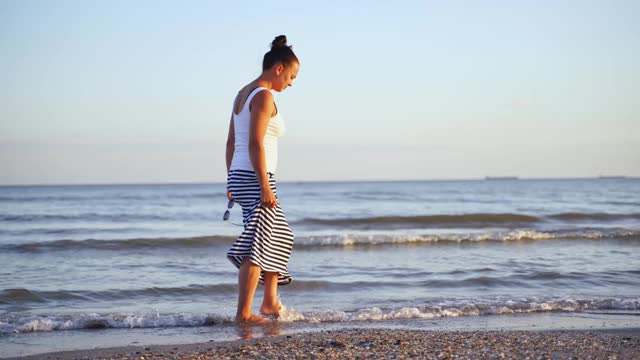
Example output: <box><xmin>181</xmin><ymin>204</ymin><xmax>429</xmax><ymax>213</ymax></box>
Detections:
<box><xmin>1</xmin><ymin>0</ymin><xmax>639</xmax><ymax>184</ymax></box>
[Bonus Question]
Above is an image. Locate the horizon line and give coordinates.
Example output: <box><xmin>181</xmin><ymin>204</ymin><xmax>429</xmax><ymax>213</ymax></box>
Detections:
<box><xmin>0</xmin><ymin>175</ymin><xmax>637</xmax><ymax>187</ymax></box>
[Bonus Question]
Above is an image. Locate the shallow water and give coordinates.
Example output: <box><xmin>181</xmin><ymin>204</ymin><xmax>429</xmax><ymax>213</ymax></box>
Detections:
<box><xmin>1</xmin><ymin>178</ymin><xmax>639</xmax><ymax>348</ymax></box>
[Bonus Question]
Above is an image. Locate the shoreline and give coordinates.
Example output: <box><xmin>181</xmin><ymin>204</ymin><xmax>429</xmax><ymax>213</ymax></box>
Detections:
<box><xmin>12</xmin><ymin>327</ymin><xmax>640</xmax><ymax>360</ymax></box>
<box><xmin>4</xmin><ymin>311</ymin><xmax>640</xmax><ymax>359</ymax></box>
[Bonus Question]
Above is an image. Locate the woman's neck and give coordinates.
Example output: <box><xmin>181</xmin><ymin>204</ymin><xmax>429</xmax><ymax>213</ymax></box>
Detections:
<box><xmin>254</xmin><ymin>75</ymin><xmax>273</xmax><ymax>90</ymax></box>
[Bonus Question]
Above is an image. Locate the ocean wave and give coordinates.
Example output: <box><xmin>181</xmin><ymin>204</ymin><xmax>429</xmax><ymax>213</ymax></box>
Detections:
<box><xmin>0</xmin><ymin>284</ymin><xmax>238</xmax><ymax>304</ymax></box>
<box><xmin>8</xmin><ymin>211</ymin><xmax>635</xmax><ymax>226</ymax></box>
<box><xmin>297</xmin><ymin>212</ymin><xmax>640</xmax><ymax>229</ymax></box>
<box><xmin>548</xmin><ymin>212</ymin><xmax>640</xmax><ymax>221</ymax></box>
<box><xmin>0</xmin><ymin>227</ymin><xmax>152</xmax><ymax>237</ymax></box>
<box><xmin>596</xmin><ymin>200</ymin><xmax>640</xmax><ymax>206</ymax></box>
<box><xmin>0</xmin><ymin>213</ymin><xmax>208</xmax><ymax>223</ymax></box>
<box><xmin>0</xmin><ymin>192</ymin><xmax>224</xmax><ymax>203</ymax></box>
<box><xmin>0</xmin><ymin>281</ymin><xmax>409</xmax><ymax>305</ymax></box>
<box><xmin>278</xmin><ymin>296</ymin><xmax>640</xmax><ymax>322</ymax></box>
<box><xmin>2</xmin><ymin>296</ymin><xmax>638</xmax><ymax>334</ymax></box>
<box><xmin>294</xmin><ymin>230</ymin><xmax>640</xmax><ymax>247</ymax></box>
<box><xmin>3</xmin><ymin>229</ymin><xmax>639</xmax><ymax>252</ymax></box>
<box><xmin>0</xmin><ymin>195</ymin><xmax>157</xmax><ymax>202</ymax></box>
<box><xmin>4</xmin><ymin>270</ymin><xmax>639</xmax><ymax>306</ymax></box>
<box><xmin>2</xmin><ymin>235</ymin><xmax>235</xmax><ymax>252</ymax></box>
<box><xmin>0</xmin><ymin>312</ymin><xmax>233</xmax><ymax>335</ymax></box>
<box><xmin>298</xmin><ymin>213</ymin><xmax>540</xmax><ymax>229</ymax></box>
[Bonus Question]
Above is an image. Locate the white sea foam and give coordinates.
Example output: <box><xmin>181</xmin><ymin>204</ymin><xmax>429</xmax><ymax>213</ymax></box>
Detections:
<box><xmin>278</xmin><ymin>296</ymin><xmax>640</xmax><ymax>322</ymax></box>
<box><xmin>2</xmin><ymin>296</ymin><xmax>638</xmax><ymax>335</ymax></box>
<box><xmin>4</xmin><ymin>312</ymin><xmax>233</xmax><ymax>334</ymax></box>
<box><xmin>4</xmin><ymin>228</ymin><xmax>637</xmax><ymax>253</ymax></box>
<box><xmin>295</xmin><ymin>229</ymin><xmax>639</xmax><ymax>247</ymax></box>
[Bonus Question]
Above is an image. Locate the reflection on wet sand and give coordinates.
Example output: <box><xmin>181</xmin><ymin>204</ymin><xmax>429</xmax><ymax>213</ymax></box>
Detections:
<box><xmin>236</xmin><ymin>320</ymin><xmax>282</xmax><ymax>340</ymax></box>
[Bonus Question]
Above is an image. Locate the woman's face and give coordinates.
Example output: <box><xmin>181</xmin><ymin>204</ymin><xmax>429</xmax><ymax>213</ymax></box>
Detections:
<box><xmin>273</xmin><ymin>61</ymin><xmax>299</xmax><ymax>92</ymax></box>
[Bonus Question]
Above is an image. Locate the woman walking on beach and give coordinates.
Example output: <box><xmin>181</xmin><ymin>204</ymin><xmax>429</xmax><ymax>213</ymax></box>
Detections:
<box><xmin>225</xmin><ymin>35</ymin><xmax>299</xmax><ymax>324</ymax></box>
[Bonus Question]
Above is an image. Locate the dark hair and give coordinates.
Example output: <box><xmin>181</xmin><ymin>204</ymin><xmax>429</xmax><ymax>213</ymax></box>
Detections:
<box><xmin>262</xmin><ymin>35</ymin><xmax>299</xmax><ymax>71</ymax></box>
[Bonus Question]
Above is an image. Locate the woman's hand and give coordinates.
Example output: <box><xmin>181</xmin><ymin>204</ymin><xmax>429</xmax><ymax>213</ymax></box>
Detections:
<box><xmin>260</xmin><ymin>186</ymin><xmax>278</xmax><ymax>208</ymax></box>
<box><xmin>227</xmin><ymin>191</ymin><xmax>233</xmax><ymax>201</ymax></box>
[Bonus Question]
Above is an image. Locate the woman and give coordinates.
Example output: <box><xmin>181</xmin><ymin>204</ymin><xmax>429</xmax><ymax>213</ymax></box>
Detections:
<box><xmin>225</xmin><ymin>35</ymin><xmax>299</xmax><ymax>324</ymax></box>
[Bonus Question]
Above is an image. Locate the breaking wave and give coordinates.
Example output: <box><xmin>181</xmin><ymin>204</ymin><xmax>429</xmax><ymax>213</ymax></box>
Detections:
<box><xmin>3</xmin><ymin>229</ymin><xmax>639</xmax><ymax>253</ymax></box>
<box><xmin>2</xmin><ymin>296</ymin><xmax>638</xmax><ymax>335</ymax></box>
<box><xmin>298</xmin><ymin>212</ymin><xmax>640</xmax><ymax>229</ymax></box>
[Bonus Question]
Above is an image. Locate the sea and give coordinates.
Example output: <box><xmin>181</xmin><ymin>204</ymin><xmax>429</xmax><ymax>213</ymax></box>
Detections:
<box><xmin>1</xmin><ymin>177</ymin><xmax>639</xmax><ymax>357</ymax></box>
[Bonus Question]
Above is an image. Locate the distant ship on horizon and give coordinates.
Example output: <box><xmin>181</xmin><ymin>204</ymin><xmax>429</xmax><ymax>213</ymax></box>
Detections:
<box><xmin>597</xmin><ymin>175</ymin><xmax>626</xmax><ymax>179</ymax></box>
<box><xmin>484</xmin><ymin>176</ymin><xmax>519</xmax><ymax>180</ymax></box>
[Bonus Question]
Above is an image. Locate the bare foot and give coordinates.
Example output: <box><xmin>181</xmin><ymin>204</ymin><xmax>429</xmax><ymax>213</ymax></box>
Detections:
<box><xmin>260</xmin><ymin>301</ymin><xmax>282</xmax><ymax>317</ymax></box>
<box><xmin>235</xmin><ymin>313</ymin><xmax>270</xmax><ymax>324</ymax></box>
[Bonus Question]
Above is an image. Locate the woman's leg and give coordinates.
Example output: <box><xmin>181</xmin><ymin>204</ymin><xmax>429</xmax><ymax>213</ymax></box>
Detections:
<box><xmin>260</xmin><ymin>271</ymin><xmax>281</xmax><ymax>315</ymax></box>
<box><xmin>236</xmin><ymin>257</ymin><xmax>269</xmax><ymax>323</ymax></box>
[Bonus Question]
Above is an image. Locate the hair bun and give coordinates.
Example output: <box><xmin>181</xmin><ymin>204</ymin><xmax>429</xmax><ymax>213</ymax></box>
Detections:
<box><xmin>271</xmin><ymin>35</ymin><xmax>288</xmax><ymax>49</ymax></box>
<box><xmin>262</xmin><ymin>35</ymin><xmax>298</xmax><ymax>70</ymax></box>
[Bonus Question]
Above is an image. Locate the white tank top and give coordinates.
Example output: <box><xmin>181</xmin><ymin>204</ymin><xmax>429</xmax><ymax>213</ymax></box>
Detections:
<box><xmin>229</xmin><ymin>87</ymin><xmax>286</xmax><ymax>174</ymax></box>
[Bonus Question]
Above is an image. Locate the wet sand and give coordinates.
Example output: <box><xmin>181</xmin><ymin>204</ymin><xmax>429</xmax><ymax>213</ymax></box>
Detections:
<box><xmin>15</xmin><ymin>327</ymin><xmax>640</xmax><ymax>359</ymax></box>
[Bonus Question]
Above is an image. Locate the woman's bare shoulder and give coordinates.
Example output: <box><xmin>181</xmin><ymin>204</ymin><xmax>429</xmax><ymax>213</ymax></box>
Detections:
<box><xmin>233</xmin><ymin>84</ymin><xmax>254</xmax><ymax>113</ymax></box>
<box><xmin>250</xmin><ymin>89</ymin><xmax>274</xmax><ymax>110</ymax></box>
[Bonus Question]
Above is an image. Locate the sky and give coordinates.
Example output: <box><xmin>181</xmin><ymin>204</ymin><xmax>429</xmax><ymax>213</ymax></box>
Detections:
<box><xmin>1</xmin><ymin>0</ymin><xmax>639</xmax><ymax>184</ymax></box>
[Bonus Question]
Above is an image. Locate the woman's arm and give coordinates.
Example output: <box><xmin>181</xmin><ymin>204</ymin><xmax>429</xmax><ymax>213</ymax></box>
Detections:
<box><xmin>249</xmin><ymin>90</ymin><xmax>278</xmax><ymax>208</ymax></box>
<box><xmin>225</xmin><ymin>113</ymin><xmax>235</xmax><ymax>174</ymax></box>
<box><xmin>225</xmin><ymin>113</ymin><xmax>235</xmax><ymax>201</ymax></box>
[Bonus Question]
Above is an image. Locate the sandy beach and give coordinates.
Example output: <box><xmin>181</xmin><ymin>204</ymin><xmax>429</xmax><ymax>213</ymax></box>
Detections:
<box><xmin>13</xmin><ymin>327</ymin><xmax>640</xmax><ymax>360</ymax></box>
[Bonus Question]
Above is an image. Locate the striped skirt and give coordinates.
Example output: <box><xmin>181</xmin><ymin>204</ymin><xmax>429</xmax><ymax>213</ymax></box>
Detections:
<box><xmin>226</xmin><ymin>169</ymin><xmax>295</xmax><ymax>285</ymax></box>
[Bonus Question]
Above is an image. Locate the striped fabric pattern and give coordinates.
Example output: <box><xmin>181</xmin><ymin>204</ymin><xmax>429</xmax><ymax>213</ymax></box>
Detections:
<box><xmin>226</xmin><ymin>169</ymin><xmax>295</xmax><ymax>285</ymax></box>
